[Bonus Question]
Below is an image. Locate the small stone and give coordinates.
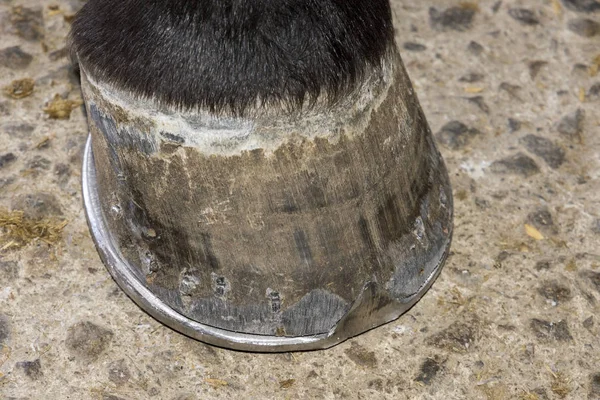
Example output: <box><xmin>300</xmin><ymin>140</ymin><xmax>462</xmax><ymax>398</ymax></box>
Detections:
<box><xmin>4</xmin><ymin>78</ymin><xmax>34</xmax><ymax>99</ymax></box>
<box><xmin>415</xmin><ymin>357</ymin><xmax>445</xmax><ymax>385</ymax></box>
<box><xmin>508</xmin><ymin>8</ymin><xmax>540</xmax><ymax>25</ymax></box>
<box><xmin>519</xmin><ymin>134</ymin><xmax>566</xmax><ymax>169</ymax></box>
<box><xmin>0</xmin><ymin>101</ymin><xmax>10</xmax><ymax>116</ymax></box>
<box><xmin>54</xmin><ymin>163</ymin><xmax>71</xmax><ymax>185</ymax></box>
<box><xmin>38</xmin><ymin>64</ymin><xmax>81</xmax><ymax>88</ymax></box>
<box><xmin>279</xmin><ymin>379</ymin><xmax>296</xmax><ymax>389</ymax></box>
<box><xmin>429</xmin><ymin>6</ymin><xmax>477</xmax><ymax>31</ymax></box>
<box><xmin>465</xmin><ymin>96</ymin><xmax>490</xmax><ymax>113</ymax></box>
<box><xmin>10</xmin><ymin>6</ymin><xmax>44</xmax><ymax>41</ymax></box>
<box><xmin>0</xmin><ymin>46</ymin><xmax>33</xmax><ymax>69</ymax></box>
<box><xmin>508</xmin><ymin>118</ymin><xmax>522</xmax><ymax>132</ymax></box>
<box><xmin>65</xmin><ymin>321</ymin><xmax>114</xmax><ymax>361</ymax></box>
<box><xmin>103</xmin><ymin>395</ymin><xmax>127</xmax><ymax>400</ymax></box>
<box><xmin>592</xmin><ymin>219</ymin><xmax>600</xmax><ymax>234</ymax></box>
<box><xmin>587</xmin><ymin>82</ymin><xmax>600</xmax><ymax>99</ymax></box>
<box><xmin>581</xmin><ymin>270</ymin><xmax>600</xmax><ymax>293</ymax></box>
<box><xmin>0</xmin><ymin>260</ymin><xmax>19</xmax><ymax>282</ymax></box>
<box><xmin>568</xmin><ymin>18</ymin><xmax>600</xmax><ymax>36</ymax></box>
<box><xmin>499</xmin><ymin>82</ymin><xmax>522</xmax><ymax>99</ymax></box>
<box><xmin>573</xmin><ymin>63</ymin><xmax>591</xmax><ymax>77</ymax></box>
<box><xmin>0</xmin><ymin>314</ymin><xmax>9</xmax><ymax>345</ymax></box>
<box><xmin>561</xmin><ymin>0</ymin><xmax>600</xmax><ymax>13</ymax></box>
<box><xmin>344</xmin><ymin>342</ymin><xmax>377</xmax><ymax>368</ymax></box>
<box><xmin>2</xmin><ymin>122</ymin><xmax>35</xmax><ymax>137</ymax></box>
<box><xmin>0</xmin><ymin>153</ymin><xmax>16</xmax><ymax>169</ymax></box>
<box><xmin>16</xmin><ymin>359</ymin><xmax>43</xmax><ymax>380</ymax></box>
<box><xmin>171</xmin><ymin>395</ymin><xmax>196</xmax><ymax>400</ymax></box>
<box><xmin>530</xmin><ymin>388</ymin><xmax>550</xmax><ymax>400</ymax></box>
<box><xmin>538</xmin><ymin>281</ymin><xmax>572</xmax><ymax>304</ymax></box>
<box><xmin>528</xmin><ymin>60</ymin><xmax>548</xmax><ymax>79</ymax></box>
<box><xmin>475</xmin><ymin>197</ymin><xmax>490</xmax><ymax>209</ymax></box>
<box><xmin>403</xmin><ymin>42</ymin><xmax>427</xmax><ymax>52</ymax></box>
<box><xmin>435</xmin><ymin>121</ymin><xmax>481</xmax><ymax>149</ymax></box>
<box><xmin>530</xmin><ymin>319</ymin><xmax>573</xmax><ymax>341</ymax></box>
<box><xmin>426</xmin><ymin>316</ymin><xmax>479</xmax><ymax>352</ymax></box>
<box><xmin>0</xmin><ymin>177</ymin><xmax>15</xmax><ymax>190</ymax></box>
<box><xmin>467</xmin><ymin>41</ymin><xmax>484</xmax><ymax>55</ymax></box>
<box><xmin>583</xmin><ymin>316</ymin><xmax>594</xmax><ymax>329</ymax></box>
<box><xmin>535</xmin><ymin>260</ymin><xmax>552</xmax><ymax>271</ymax></box>
<box><xmin>557</xmin><ymin>109</ymin><xmax>584</xmax><ymax>140</ymax></box>
<box><xmin>26</xmin><ymin>155</ymin><xmax>51</xmax><ymax>172</ymax></box>
<box><xmin>48</xmin><ymin>47</ymin><xmax>69</xmax><ymax>61</ymax></box>
<box><xmin>590</xmin><ymin>373</ymin><xmax>600</xmax><ymax>399</ymax></box>
<box><xmin>527</xmin><ymin>208</ymin><xmax>555</xmax><ymax>233</ymax></box>
<box><xmin>490</xmin><ymin>153</ymin><xmax>540</xmax><ymax>177</ymax></box>
<box><xmin>11</xmin><ymin>192</ymin><xmax>62</xmax><ymax>219</ymax></box>
<box><xmin>108</xmin><ymin>359</ymin><xmax>131</xmax><ymax>385</ymax></box>
<box><xmin>459</xmin><ymin>72</ymin><xmax>485</xmax><ymax>83</ymax></box>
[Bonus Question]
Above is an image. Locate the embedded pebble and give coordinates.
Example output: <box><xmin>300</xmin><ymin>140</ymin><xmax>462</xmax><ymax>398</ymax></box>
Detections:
<box><xmin>530</xmin><ymin>319</ymin><xmax>573</xmax><ymax>341</ymax></box>
<box><xmin>591</xmin><ymin>374</ymin><xmax>600</xmax><ymax>399</ymax></box>
<box><xmin>588</xmin><ymin>83</ymin><xmax>600</xmax><ymax>100</ymax></box>
<box><xmin>48</xmin><ymin>47</ymin><xmax>69</xmax><ymax>61</ymax></box>
<box><xmin>592</xmin><ymin>219</ymin><xmax>600</xmax><ymax>234</ymax></box>
<box><xmin>568</xmin><ymin>18</ymin><xmax>600</xmax><ymax>36</ymax></box>
<box><xmin>465</xmin><ymin>96</ymin><xmax>490</xmax><ymax>113</ymax></box>
<box><xmin>26</xmin><ymin>156</ymin><xmax>51</xmax><ymax>172</ymax></box>
<box><xmin>0</xmin><ymin>313</ymin><xmax>9</xmax><ymax>345</ymax></box>
<box><xmin>459</xmin><ymin>72</ymin><xmax>485</xmax><ymax>83</ymax></box>
<box><xmin>538</xmin><ymin>281</ymin><xmax>572</xmax><ymax>304</ymax></box>
<box><xmin>65</xmin><ymin>321</ymin><xmax>114</xmax><ymax>361</ymax></box>
<box><xmin>0</xmin><ymin>46</ymin><xmax>33</xmax><ymax>69</ymax></box>
<box><xmin>499</xmin><ymin>82</ymin><xmax>522</xmax><ymax>99</ymax></box>
<box><xmin>108</xmin><ymin>359</ymin><xmax>131</xmax><ymax>385</ymax></box>
<box><xmin>508</xmin><ymin>8</ymin><xmax>540</xmax><ymax>25</ymax></box>
<box><xmin>403</xmin><ymin>42</ymin><xmax>427</xmax><ymax>52</ymax></box>
<box><xmin>557</xmin><ymin>109</ymin><xmax>585</xmax><ymax>140</ymax></box>
<box><xmin>16</xmin><ymin>359</ymin><xmax>43</xmax><ymax>380</ymax></box>
<box><xmin>415</xmin><ymin>357</ymin><xmax>445</xmax><ymax>385</ymax></box>
<box><xmin>490</xmin><ymin>153</ymin><xmax>540</xmax><ymax>177</ymax></box>
<box><xmin>425</xmin><ymin>316</ymin><xmax>479</xmax><ymax>352</ymax></box>
<box><xmin>9</xmin><ymin>6</ymin><xmax>44</xmax><ymax>41</ymax></box>
<box><xmin>528</xmin><ymin>60</ymin><xmax>548</xmax><ymax>79</ymax></box>
<box><xmin>561</xmin><ymin>0</ymin><xmax>600</xmax><ymax>13</ymax></box>
<box><xmin>2</xmin><ymin>122</ymin><xmax>35</xmax><ymax>138</ymax></box>
<box><xmin>103</xmin><ymin>395</ymin><xmax>127</xmax><ymax>400</ymax></box>
<box><xmin>11</xmin><ymin>192</ymin><xmax>63</xmax><ymax>219</ymax></box>
<box><xmin>0</xmin><ymin>153</ymin><xmax>16</xmax><ymax>169</ymax></box>
<box><xmin>467</xmin><ymin>41</ymin><xmax>484</xmax><ymax>55</ymax></box>
<box><xmin>527</xmin><ymin>207</ymin><xmax>556</xmax><ymax>233</ymax></box>
<box><xmin>435</xmin><ymin>121</ymin><xmax>481</xmax><ymax>149</ymax></box>
<box><xmin>508</xmin><ymin>118</ymin><xmax>522</xmax><ymax>132</ymax></box>
<box><xmin>0</xmin><ymin>260</ymin><xmax>19</xmax><ymax>282</ymax></box>
<box><xmin>429</xmin><ymin>6</ymin><xmax>476</xmax><ymax>31</ymax></box>
<box><xmin>535</xmin><ymin>260</ymin><xmax>553</xmax><ymax>271</ymax></box>
<box><xmin>344</xmin><ymin>342</ymin><xmax>378</xmax><ymax>368</ymax></box>
<box><xmin>582</xmin><ymin>270</ymin><xmax>600</xmax><ymax>293</ymax></box>
<box><xmin>519</xmin><ymin>134</ymin><xmax>566</xmax><ymax>169</ymax></box>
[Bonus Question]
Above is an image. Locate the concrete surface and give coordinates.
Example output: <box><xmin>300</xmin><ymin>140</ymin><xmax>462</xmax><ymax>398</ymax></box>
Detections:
<box><xmin>0</xmin><ymin>0</ymin><xmax>599</xmax><ymax>399</ymax></box>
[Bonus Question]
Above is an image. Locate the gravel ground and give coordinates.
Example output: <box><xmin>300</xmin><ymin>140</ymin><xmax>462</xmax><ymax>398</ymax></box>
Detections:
<box><xmin>0</xmin><ymin>0</ymin><xmax>599</xmax><ymax>399</ymax></box>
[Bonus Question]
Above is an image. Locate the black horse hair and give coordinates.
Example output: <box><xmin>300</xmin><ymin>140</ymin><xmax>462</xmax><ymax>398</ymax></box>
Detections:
<box><xmin>70</xmin><ymin>0</ymin><xmax>395</xmax><ymax>115</ymax></box>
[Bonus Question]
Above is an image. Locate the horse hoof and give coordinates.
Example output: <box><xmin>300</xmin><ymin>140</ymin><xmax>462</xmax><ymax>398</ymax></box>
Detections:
<box><xmin>72</xmin><ymin>0</ymin><xmax>453</xmax><ymax>352</ymax></box>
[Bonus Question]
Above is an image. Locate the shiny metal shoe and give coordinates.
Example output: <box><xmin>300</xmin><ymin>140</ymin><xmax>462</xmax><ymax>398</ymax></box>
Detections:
<box><xmin>73</xmin><ymin>0</ymin><xmax>453</xmax><ymax>352</ymax></box>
